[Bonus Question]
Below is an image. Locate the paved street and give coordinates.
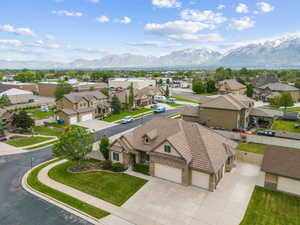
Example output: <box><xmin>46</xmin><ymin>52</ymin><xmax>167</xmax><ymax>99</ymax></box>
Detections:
<box><xmin>0</xmin><ymin>108</ymin><xmax>181</xmax><ymax>225</ymax></box>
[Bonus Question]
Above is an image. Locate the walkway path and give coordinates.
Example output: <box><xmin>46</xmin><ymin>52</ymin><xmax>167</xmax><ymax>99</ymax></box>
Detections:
<box><xmin>38</xmin><ymin>160</ymin><xmax>162</xmax><ymax>225</ymax></box>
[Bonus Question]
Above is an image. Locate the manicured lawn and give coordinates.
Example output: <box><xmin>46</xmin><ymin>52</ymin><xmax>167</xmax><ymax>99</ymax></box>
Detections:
<box><xmin>272</xmin><ymin>120</ymin><xmax>300</xmax><ymax>133</ymax></box>
<box><xmin>103</xmin><ymin>108</ymin><xmax>153</xmax><ymax>122</ymax></box>
<box><xmin>287</xmin><ymin>107</ymin><xmax>300</xmax><ymax>112</ymax></box>
<box><xmin>25</xmin><ymin>140</ymin><xmax>59</xmax><ymax>150</ymax></box>
<box><xmin>165</xmin><ymin>102</ymin><xmax>184</xmax><ymax>107</ymax></box>
<box><xmin>30</xmin><ymin>110</ymin><xmax>54</xmax><ymax>119</ymax></box>
<box><xmin>240</xmin><ymin>186</ymin><xmax>300</xmax><ymax>225</ymax></box>
<box><xmin>33</xmin><ymin>126</ymin><xmax>63</xmax><ymax>137</ymax></box>
<box><xmin>171</xmin><ymin>96</ymin><xmax>198</xmax><ymax>104</ymax></box>
<box><xmin>133</xmin><ymin>163</ymin><xmax>149</xmax><ymax>175</ymax></box>
<box><xmin>27</xmin><ymin>160</ymin><xmax>109</xmax><ymax>219</ymax></box>
<box><xmin>48</xmin><ymin>161</ymin><xmax>147</xmax><ymax>206</ymax></box>
<box><xmin>237</xmin><ymin>142</ymin><xmax>300</xmax><ymax>154</ymax></box>
<box><xmin>6</xmin><ymin>136</ymin><xmax>53</xmax><ymax>147</ymax></box>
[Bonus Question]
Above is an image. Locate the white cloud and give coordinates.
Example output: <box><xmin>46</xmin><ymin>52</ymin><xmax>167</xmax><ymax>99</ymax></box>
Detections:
<box><xmin>0</xmin><ymin>40</ymin><xmax>22</xmax><ymax>46</ymax></box>
<box><xmin>0</xmin><ymin>24</ymin><xmax>36</xmax><ymax>37</ymax></box>
<box><xmin>52</xmin><ymin>10</ymin><xmax>83</xmax><ymax>17</ymax></box>
<box><xmin>236</xmin><ymin>3</ymin><xmax>249</xmax><ymax>13</ymax></box>
<box><xmin>145</xmin><ymin>20</ymin><xmax>215</xmax><ymax>37</ymax></box>
<box><xmin>127</xmin><ymin>41</ymin><xmax>182</xmax><ymax>48</ymax></box>
<box><xmin>96</xmin><ymin>16</ymin><xmax>110</xmax><ymax>23</ymax></box>
<box><xmin>217</xmin><ymin>4</ymin><xmax>225</xmax><ymax>10</ymax></box>
<box><xmin>167</xmin><ymin>33</ymin><xmax>223</xmax><ymax>42</ymax></box>
<box><xmin>256</xmin><ymin>2</ymin><xmax>274</xmax><ymax>13</ymax></box>
<box><xmin>35</xmin><ymin>40</ymin><xmax>45</xmax><ymax>46</ymax></box>
<box><xmin>45</xmin><ymin>34</ymin><xmax>56</xmax><ymax>40</ymax></box>
<box><xmin>120</xmin><ymin>16</ymin><xmax>132</xmax><ymax>24</ymax></box>
<box><xmin>229</xmin><ymin>16</ymin><xmax>255</xmax><ymax>30</ymax></box>
<box><xmin>180</xmin><ymin>9</ymin><xmax>227</xmax><ymax>24</ymax></box>
<box><xmin>152</xmin><ymin>0</ymin><xmax>181</xmax><ymax>8</ymax></box>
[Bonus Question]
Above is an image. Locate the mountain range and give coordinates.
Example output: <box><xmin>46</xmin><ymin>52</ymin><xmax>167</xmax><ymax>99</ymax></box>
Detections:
<box><xmin>2</xmin><ymin>35</ymin><xmax>300</xmax><ymax>69</ymax></box>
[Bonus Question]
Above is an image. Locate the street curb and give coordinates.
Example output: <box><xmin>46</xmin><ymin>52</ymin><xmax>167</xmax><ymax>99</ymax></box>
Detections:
<box><xmin>21</xmin><ymin>159</ymin><xmax>106</xmax><ymax>225</ymax></box>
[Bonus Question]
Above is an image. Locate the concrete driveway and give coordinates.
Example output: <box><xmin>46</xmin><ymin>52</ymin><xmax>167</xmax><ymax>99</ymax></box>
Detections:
<box><xmin>123</xmin><ymin>162</ymin><xmax>261</xmax><ymax>225</ymax></box>
<box><xmin>75</xmin><ymin>120</ymin><xmax>116</xmax><ymax>131</ymax></box>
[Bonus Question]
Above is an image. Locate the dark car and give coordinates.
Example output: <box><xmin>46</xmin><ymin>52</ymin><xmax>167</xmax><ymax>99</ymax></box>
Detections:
<box><xmin>0</xmin><ymin>137</ymin><xmax>8</xmax><ymax>142</ymax></box>
<box><xmin>256</xmin><ymin>130</ymin><xmax>276</xmax><ymax>137</ymax></box>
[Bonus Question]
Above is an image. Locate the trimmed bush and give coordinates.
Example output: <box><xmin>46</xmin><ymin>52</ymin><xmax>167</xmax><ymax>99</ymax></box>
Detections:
<box><xmin>133</xmin><ymin>163</ymin><xmax>149</xmax><ymax>175</ymax></box>
<box><xmin>102</xmin><ymin>160</ymin><xmax>112</xmax><ymax>170</ymax></box>
<box><xmin>111</xmin><ymin>162</ymin><xmax>125</xmax><ymax>172</ymax></box>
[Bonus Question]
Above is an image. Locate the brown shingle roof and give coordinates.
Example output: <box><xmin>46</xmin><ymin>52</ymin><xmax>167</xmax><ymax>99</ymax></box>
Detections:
<box><xmin>260</xmin><ymin>82</ymin><xmax>299</xmax><ymax>91</ymax></box>
<box><xmin>64</xmin><ymin>91</ymin><xmax>107</xmax><ymax>103</ymax></box>
<box><xmin>219</xmin><ymin>79</ymin><xmax>246</xmax><ymax>90</ymax></box>
<box><xmin>181</xmin><ymin>106</ymin><xmax>199</xmax><ymax>117</ymax></box>
<box><xmin>116</xmin><ymin>118</ymin><xmax>237</xmax><ymax>173</ymax></box>
<box><xmin>250</xmin><ymin>108</ymin><xmax>283</xmax><ymax>118</ymax></box>
<box><xmin>262</xmin><ymin>146</ymin><xmax>300</xmax><ymax>180</ymax></box>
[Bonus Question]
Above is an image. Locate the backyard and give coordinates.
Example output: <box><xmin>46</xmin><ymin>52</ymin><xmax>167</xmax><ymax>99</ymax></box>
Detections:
<box><xmin>237</xmin><ymin>142</ymin><xmax>300</xmax><ymax>154</ymax></box>
<box><xmin>103</xmin><ymin>108</ymin><xmax>153</xmax><ymax>122</ymax></box>
<box><xmin>48</xmin><ymin>160</ymin><xmax>147</xmax><ymax>206</ymax></box>
<box><xmin>272</xmin><ymin>120</ymin><xmax>300</xmax><ymax>133</ymax></box>
<box><xmin>5</xmin><ymin>136</ymin><xmax>53</xmax><ymax>147</ymax></box>
<box><xmin>240</xmin><ymin>186</ymin><xmax>300</xmax><ymax>225</ymax></box>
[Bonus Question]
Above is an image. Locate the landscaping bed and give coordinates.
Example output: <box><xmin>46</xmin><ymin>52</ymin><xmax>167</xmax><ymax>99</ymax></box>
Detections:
<box><xmin>5</xmin><ymin>136</ymin><xmax>53</xmax><ymax>147</ymax></box>
<box><xmin>27</xmin><ymin>160</ymin><xmax>109</xmax><ymax>219</ymax></box>
<box><xmin>133</xmin><ymin>163</ymin><xmax>150</xmax><ymax>175</ymax></box>
<box><xmin>68</xmin><ymin>160</ymin><xmax>126</xmax><ymax>173</ymax></box>
<box><xmin>237</xmin><ymin>142</ymin><xmax>300</xmax><ymax>154</ymax></box>
<box><xmin>48</xmin><ymin>160</ymin><xmax>147</xmax><ymax>206</ymax></box>
<box><xmin>240</xmin><ymin>186</ymin><xmax>300</xmax><ymax>225</ymax></box>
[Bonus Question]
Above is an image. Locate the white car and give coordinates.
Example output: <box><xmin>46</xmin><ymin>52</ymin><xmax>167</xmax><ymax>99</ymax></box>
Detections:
<box><xmin>121</xmin><ymin>116</ymin><xmax>134</xmax><ymax>124</ymax></box>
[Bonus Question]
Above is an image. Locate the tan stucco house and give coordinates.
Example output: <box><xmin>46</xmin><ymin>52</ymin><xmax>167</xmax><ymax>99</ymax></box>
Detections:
<box><xmin>218</xmin><ymin>79</ymin><xmax>246</xmax><ymax>94</ymax></box>
<box><xmin>56</xmin><ymin>91</ymin><xmax>110</xmax><ymax>125</ymax></box>
<box><xmin>109</xmin><ymin>118</ymin><xmax>237</xmax><ymax>191</ymax></box>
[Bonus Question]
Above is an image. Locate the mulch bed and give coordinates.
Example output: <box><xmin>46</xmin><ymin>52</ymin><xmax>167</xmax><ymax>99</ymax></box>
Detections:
<box><xmin>69</xmin><ymin>162</ymin><xmax>104</xmax><ymax>173</ymax></box>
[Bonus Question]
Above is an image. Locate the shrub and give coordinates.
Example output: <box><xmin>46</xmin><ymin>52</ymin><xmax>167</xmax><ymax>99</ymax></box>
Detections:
<box><xmin>133</xmin><ymin>163</ymin><xmax>149</xmax><ymax>175</ymax></box>
<box><xmin>111</xmin><ymin>162</ymin><xmax>125</xmax><ymax>172</ymax></box>
<box><xmin>102</xmin><ymin>160</ymin><xmax>112</xmax><ymax>170</ymax></box>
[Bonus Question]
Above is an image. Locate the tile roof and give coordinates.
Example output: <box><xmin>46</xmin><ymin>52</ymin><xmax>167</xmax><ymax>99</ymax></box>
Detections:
<box><xmin>60</xmin><ymin>107</ymin><xmax>95</xmax><ymax>115</ymax></box>
<box><xmin>262</xmin><ymin>146</ymin><xmax>300</xmax><ymax>180</ymax></box>
<box><xmin>181</xmin><ymin>106</ymin><xmax>199</xmax><ymax>117</ymax></box>
<box><xmin>115</xmin><ymin>118</ymin><xmax>237</xmax><ymax>173</ymax></box>
<box><xmin>250</xmin><ymin>108</ymin><xmax>283</xmax><ymax>118</ymax></box>
<box><xmin>219</xmin><ymin>79</ymin><xmax>246</xmax><ymax>90</ymax></box>
<box><xmin>260</xmin><ymin>82</ymin><xmax>299</xmax><ymax>91</ymax></box>
<box><xmin>63</xmin><ymin>91</ymin><xmax>107</xmax><ymax>103</ymax></box>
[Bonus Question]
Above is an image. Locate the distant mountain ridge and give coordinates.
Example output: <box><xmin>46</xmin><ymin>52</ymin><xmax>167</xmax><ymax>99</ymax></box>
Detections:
<box><xmin>2</xmin><ymin>35</ymin><xmax>300</xmax><ymax>69</ymax></box>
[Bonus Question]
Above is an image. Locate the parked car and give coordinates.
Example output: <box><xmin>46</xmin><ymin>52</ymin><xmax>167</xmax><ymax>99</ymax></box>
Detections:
<box><xmin>167</xmin><ymin>98</ymin><xmax>176</xmax><ymax>103</ymax></box>
<box><xmin>121</xmin><ymin>116</ymin><xmax>134</xmax><ymax>124</ymax></box>
<box><xmin>150</xmin><ymin>104</ymin><xmax>158</xmax><ymax>109</ymax></box>
<box><xmin>0</xmin><ymin>137</ymin><xmax>8</xmax><ymax>142</ymax></box>
<box><xmin>154</xmin><ymin>107</ymin><xmax>166</xmax><ymax>113</ymax></box>
<box><xmin>256</xmin><ymin>130</ymin><xmax>276</xmax><ymax>137</ymax></box>
<box><xmin>232</xmin><ymin>128</ymin><xmax>252</xmax><ymax>135</ymax></box>
<box><xmin>154</xmin><ymin>95</ymin><xmax>167</xmax><ymax>102</ymax></box>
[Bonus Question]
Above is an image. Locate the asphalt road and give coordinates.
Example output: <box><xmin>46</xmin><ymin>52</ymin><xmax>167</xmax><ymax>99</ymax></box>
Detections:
<box><xmin>0</xmin><ymin>109</ymin><xmax>181</xmax><ymax>225</ymax></box>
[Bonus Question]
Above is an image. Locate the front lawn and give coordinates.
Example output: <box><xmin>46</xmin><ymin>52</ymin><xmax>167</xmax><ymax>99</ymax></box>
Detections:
<box><xmin>272</xmin><ymin>120</ymin><xmax>300</xmax><ymax>133</ymax></box>
<box><xmin>27</xmin><ymin>160</ymin><xmax>109</xmax><ymax>219</ymax></box>
<box><xmin>30</xmin><ymin>110</ymin><xmax>54</xmax><ymax>119</ymax></box>
<box><xmin>6</xmin><ymin>136</ymin><xmax>53</xmax><ymax>147</ymax></box>
<box><xmin>171</xmin><ymin>96</ymin><xmax>198</xmax><ymax>104</ymax></box>
<box><xmin>240</xmin><ymin>186</ymin><xmax>300</xmax><ymax>225</ymax></box>
<box><xmin>287</xmin><ymin>107</ymin><xmax>300</xmax><ymax>112</ymax></box>
<box><xmin>48</xmin><ymin>161</ymin><xmax>147</xmax><ymax>206</ymax></box>
<box><xmin>33</xmin><ymin>126</ymin><xmax>63</xmax><ymax>137</ymax></box>
<box><xmin>165</xmin><ymin>102</ymin><xmax>184</xmax><ymax>107</ymax></box>
<box><xmin>103</xmin><ymin>108</ymin><xmax>153</xmax><ymax>122</ymax></box>
<box><xmin>237</xmin><ymin>142</ymin><xmax>300</xmax><ymax>154</ymax></box>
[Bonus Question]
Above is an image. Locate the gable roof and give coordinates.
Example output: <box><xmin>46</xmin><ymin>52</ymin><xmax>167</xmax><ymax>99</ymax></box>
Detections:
<box><xmin>219</xmin><ymin>79</ymin><xmax>246</xmax><ymax>90</ymax></box>
<box><xmin>250</xmin><ymin>76</ymin><xmax>280</xmax><ymax>87</ymax></box>
<box><xmin>181</xmin><ymin>106</ymin><xmax>199</xmax><ymax>117</ymax></box>
<box><xmin>260</xmin><ymin>82</ymin><xmax>299</xmax><ymax>91</ymax></box>
<box><xmin>117</xmin><ymin>118</ymin><xmax>237</xmax><ymax>173</ymax></box>
<box><xmin>262</xmin><ymin>146</ymin><xmax>300</xmax><ymax>180</ymax></box>
<box><xmin>63</xmin><ymin>91</ymin><xmax>107</xmax><ymax>103</ymax></box>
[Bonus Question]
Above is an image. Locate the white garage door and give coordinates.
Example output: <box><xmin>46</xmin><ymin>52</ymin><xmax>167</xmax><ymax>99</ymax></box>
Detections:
<box><xmin>278</xmin><ymin>177</ymin><xmax>300</xmax><ymax>196</ymax></box>
<box><xmin>191</xmin><ymin>170</ymin><xmax>210</xmax><ymax>189</ymax></box>
<box><xmin>154</xmin><ymin>163</ymin><xmax>182</xmax><ymax>184</ymax></box>
<box><xmin>81</xmin><ymin>114</ymin><xmax>93</xmax><ymax>122</ymax></box>
<box><xmin>69</xmin><ymin>116</ymin><xmax>78</xmax><ymax>124</ymax></box>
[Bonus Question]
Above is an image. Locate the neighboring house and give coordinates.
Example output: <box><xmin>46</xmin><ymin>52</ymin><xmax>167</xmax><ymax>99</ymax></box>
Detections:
<box><xmin>38</xmin><ymin>80</ymin><xmax>107</xmax><ymax>97</ymax></box>
<box><xmin>0</xmin><ymin>81</ymin><xmax>38</xmax><ymax>92</ymax></box>
<box><xmin>262</xmin><ymin>146</ymin><xmax>300</xmax><ymax>196</ymax></box>
<box><xmin>108</xmin><ymin>78</ymin><xmax>156</xmax><ymax>89</ymax></box>
<box><xmin>218</xmin><ymin>79</ymin><xmax>246</xmax><ymax>94</ymax></box>
<box><xmin>0</xmin><ymin>88</ymin><xmax>34</xmax><ymax>104</ymax></box>
<box><xmin>56</xmin><ymin>91</ymin><xmax>110</xmax><ymax>125</ymax></box>
<box><xmin>255</xmin><ymin>82</ymin><xmax>299</xmax><ymax>102</ymax></box>
<box><xmin>282</xmin><ymin>112</ymin><xmax>300</xmax><ymax>121</ymax></box>
<box><xmin>109</xmin><ymin>118</ymin><xmax>237</xmax><ymax>191</ymax></box>
<box><xmin>250</xmin><ymin>75</ymin><xmax>280</xmax><ymax>87</ymax></box>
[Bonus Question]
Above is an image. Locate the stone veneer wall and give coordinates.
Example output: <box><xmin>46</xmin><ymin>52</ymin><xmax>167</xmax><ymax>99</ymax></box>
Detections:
<box><xmin>264</xmin><ymin>173</ymin><xmax>278</xmax><ymax>190</ymax></box>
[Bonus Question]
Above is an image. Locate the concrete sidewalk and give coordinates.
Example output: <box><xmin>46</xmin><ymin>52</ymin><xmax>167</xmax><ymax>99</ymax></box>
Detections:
<box><xmin>38</xmin><ymin>160</ymin><xmax>162</xmax><ymax>225</ymax></box>
<box><xmin>0</xmin><ymin>142</ymin><xmax>27</xmax><ymax>155</ymax></box>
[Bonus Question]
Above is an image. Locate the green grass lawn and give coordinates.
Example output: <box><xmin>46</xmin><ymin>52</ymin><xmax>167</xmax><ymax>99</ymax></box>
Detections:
<box><xmin>272</xmin><ymin>120</ymin><xmax>300</xmax><ymax>133</ymax></box>
<box><xmin>237</xmin><ymin>142</ymin><xmax>300</xmax><ymax>154</ymax></box>
<box><xmin>165</xmin><ymin>102</ymin><xmax>184</xmax><ymax>107</ymax></box>
<box><xmin>6</xmin><ymin>136</ymin><xmax>53</xmax><ymax>147</ymax></box>
<box><xmin>25</xmin><ymin>140</ymin><xmax>59</xmax><ymax>150</ymax></box>
<box><xmin>287</xmin><ymin>107</ymin><xmax>300</xmax><ymax>112</ymax></box>
<box><xmin>48</xmin><ymin>161</ymin><xmax>147</xmax><ymax>206</ymax></box>
<box><xmin>171</xmin><ymin>96</ymin><xmax>199</xmax><ymax>104</ymax></box>
<box><xmin>240</xmin><ymin>186</ymin><xmax>300</xmax><ymax>225</ymax></box>
<box><xmin>30</xmin><ymin>110</ymin><xmax>54</xmax><ymax>119</ymax></box>
<box><xmin>103</xmin><ymin>108</ymin><xmax>153</xmax><ymax>122</ymax></box>
<box><xmin>27</xmin><ymin>160</ymin><xmax>109</xmax><ymax>219</ymax></box>
<box><xmin>33</xmin><ymin>126</ymin><xmax>63</xmax><ymax>137</ymax></box>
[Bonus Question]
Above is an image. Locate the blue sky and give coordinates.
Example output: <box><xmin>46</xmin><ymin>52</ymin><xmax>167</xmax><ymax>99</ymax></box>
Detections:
<box><xmin>1</xmin><ymin>0</ymin><xmax>300</xmax><ymax>62</ymax></box>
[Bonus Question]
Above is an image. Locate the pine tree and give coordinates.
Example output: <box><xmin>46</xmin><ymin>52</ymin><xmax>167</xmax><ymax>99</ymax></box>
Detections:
<box><xmin>111</xmin><ymin>95</ymin><xmax>121</xmax><ymax>114</ymax></box>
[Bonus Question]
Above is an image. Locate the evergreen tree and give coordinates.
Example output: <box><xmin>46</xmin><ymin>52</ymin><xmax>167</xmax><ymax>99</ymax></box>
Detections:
<box><xmin>54</xmin><ymin>82</ymin><xmax>73</xmax><ymax>100</ymax></box>
<box><xmin>11</xmin><ymin>111</ymin><xmax>34</xmax><ymax>130</ymax></box>
<box><xmin>246</xmin><ymin>84</ymin><xmax>254</xmax><ymax>98</ymax></box>
<box><xmin>206</xmin><ymin>80</ymin><xmax>216</xmax><ymax>93</ymax></box>
<box><xmin>128</xmin><ymin>83</ymin><xmax>135</xmax><ymax>109</ymax></box>
<box><xmin>165</xmin><ymin>85</ymin><xmax>170</xmax><ymax>98</ymax></box>
<box><xmin>111</xmin><ymin>94</ymin><xmax>121</xmax><ymax>114</ymax></box>
<box><xmin>99</xmin><ymin>135</ymin><xmax>110</xmax><ymax>160</ymax></box>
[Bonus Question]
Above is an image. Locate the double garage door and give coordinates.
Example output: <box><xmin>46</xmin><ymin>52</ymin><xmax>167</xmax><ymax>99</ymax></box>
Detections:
<box><xmin>278</xmin><ymin>177</ymin><xmax>300</xmax><ymax>196</ymax></box>
<box><xmin>81</xmin><ymin>113</ymin><xmax>93</xmax><ymax>122</ymax></box>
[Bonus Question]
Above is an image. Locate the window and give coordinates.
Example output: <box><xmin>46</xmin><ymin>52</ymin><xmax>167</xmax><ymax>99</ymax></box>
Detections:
<box><xmin>144</xmin><ymin>137</ymin><xmax>150</xmax><ymax>143</ymax></box>
<box><xmin>113</xmin><ymin>152</ymin><xmax>119</xmax><ymax>161</ymax></box>
<box><xmin>164</xmin><ymin>145</ymin><xmax>171</xmax><ymax>153</ymax></box>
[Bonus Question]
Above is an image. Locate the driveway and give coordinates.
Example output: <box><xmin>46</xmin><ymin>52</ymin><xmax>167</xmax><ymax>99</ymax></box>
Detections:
<box><xmin>123</xmin><ymin>162</ymin><xmax>261</xmax><ymax>225</ymax></box>
<box><xmin>75</xmin><ymin>120</ymin><xmax>116</xmax><ymax>131</ymax></box>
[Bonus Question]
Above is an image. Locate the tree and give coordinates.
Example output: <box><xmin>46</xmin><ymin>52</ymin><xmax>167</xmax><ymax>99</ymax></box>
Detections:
<box><xmin>279</xmin><ymin>92</ymin><xmax>294</xmax><ymax>110</ymax></box>
<box><xmin>14</xmin><ymin>71</ymin><xmax>36</xmax><ymax>82</ymax></box>
<box><xmin>246</xmin><ymin>84</ymin><xmax>254</xmax><ymax>98</ymax></box>
<box><xmin>99</xmin><ymin>135</ymin><xmax>110</xmax><ymax>160</ymax></box>
<box><xmin>53</xmin><ymin>127</ymin><xmax>95</xmax><ymax>165</ymax></box>
<box><xmin>295</xmin><ymin>79</ymin><xmax>300</xmax><ymax>89</ymax></box>
<box><xmin>54</xmin><ymin>82</ymin><xmax>73</xmax><ymax>100</ymax></box>
<box><xmin>0</xmin><ymin>119</ymin><xmax>5</xmax><ymax>137</ymax></box>
<box><xmin>128</xmin><ymin>83</ymin><xmax>135</xmax><ymax>109</ymax></box>
<box><xmin>206</xmin><ymin>80</ymin><xmax>216</xmax><ymax>93</ymax></box>
<box><xmin>158</xmin><ymin>79</ymin><xmax>163</xmax><ymax>86</ymax></box>
<box><xmin>0</xmin><ymin>94</ymin><xmax>11</xmax><ymax>108</ymax></box>
<box><xmin>192</xmin><ymin>78</ymin><xmax>205</xmax><ymax>94</ymax></box>
<box><xmin>165</xmin><ymin>85</ymin><xmax>170</xmax><ymax>98</ymax></box>
<box><xmin>111</xmin><ymin>94</ymin><xmax>121</xmax><ymax>114</ymax></box>
<box><xmin>11</xmin><ymin>111</ymin><xmax>34</xmax><ymax>130</ymax></box>
<box><xmin>166</xmin><ymin>78</ymin><xmax>170</xmax><ymax>85</ymax></box>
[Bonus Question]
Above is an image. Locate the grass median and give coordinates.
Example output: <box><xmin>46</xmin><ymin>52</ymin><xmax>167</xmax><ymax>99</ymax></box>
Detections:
<box><xmin>6</xmin><ymin>136</ymin><xmax>53</xmax><ymax>147</ymax></box>
<box><xmin>27</xmin><ymin>160</ymin><xmax>109</xmax><ymax>219</ymax></box>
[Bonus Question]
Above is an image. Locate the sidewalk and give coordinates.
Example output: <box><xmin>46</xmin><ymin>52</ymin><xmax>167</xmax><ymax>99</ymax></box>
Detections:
<box><xmin>38</xmin><ymin>160</ymin><xmax>162</xmax><ymax>225</ymax></box>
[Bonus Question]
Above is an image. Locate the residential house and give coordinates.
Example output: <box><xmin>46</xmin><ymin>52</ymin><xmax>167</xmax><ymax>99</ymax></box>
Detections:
<box><xmin>56</xmin><ymin>91</ymin><xmax>110</xmax><ymax>125</ymax></box>
<box><xmin>250</xmin><ymin>75</ymin><xmax>280</xmax><ymax>87</ymax></box>
<box><xmin>282</xmin><ymin>112</ymin><xmax>300</xmax><ymax>121</ymax></box>
<box><xmin>218</xmin><ymin>79</ymin><xmax>246</xmax><ymax>94</ymax></box>
<box><xmin>262</xmin><ymin>146</ymin><xmax>300</xmax><ymax>196</ymax></box>
<box><xmin>255</xmin><ymin>82</ymin><xmax>299</xmax><ymax>102</ymax></box>
<box><xmin>0</xmin><ymin>81</ymin><xmax>38</xmax><ymax>92</ymax></box>
<box><xmin>108</xmin><ymin>78</ymin><xmax>156</xmax><ymax>90</ymax></box>
<box><xmin>0</xmin><ymin>88</ymin><xmax>34</xmax><ymax>104</ymax></box>
<box><xmin>109</xmin><ymin>118</ymin><xmax>237</xmax><ymax>191</ymax></box>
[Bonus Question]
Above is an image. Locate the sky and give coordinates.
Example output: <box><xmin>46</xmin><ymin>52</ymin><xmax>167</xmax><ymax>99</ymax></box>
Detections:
<box><xmin>1</xmin><ymin>0</ymin><xmax>300</xmax><ymax>62</ymax></box>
